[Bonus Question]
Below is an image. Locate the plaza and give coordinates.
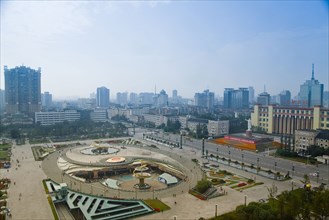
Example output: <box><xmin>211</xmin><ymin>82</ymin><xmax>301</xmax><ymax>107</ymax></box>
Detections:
<box><xmin>1</xmin><ymin>137</ymin><xmax>304</xmax><ymax>220</ymax></box>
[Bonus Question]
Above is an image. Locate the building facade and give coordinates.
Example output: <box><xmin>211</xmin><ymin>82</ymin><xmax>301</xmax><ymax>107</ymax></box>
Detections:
<box><xmin>251</xmin><ymin>104</ymin><xmax>329</xmax><ymax>135</ymax></box>
<box><xmin>224</xmin><ymin>88</ymin><xmax>249</xmax><ymax>109</ymax></box>
<box><xmin>35</xmin><ymin>110</ymin><xmax>80</xmax><ymax>125</ymax></box>
<box><xmin>278</xmin><ymin>90</ymin><xmax>291</xmax><ymax>106</ymax></box>
<box><xmin>96</xmin><ymin>87</ymin><xmax>110</xmax><ymax>108</ymax></box>
<box><xmin>4</xmin><ymin>65</ymin><xmax>41</xmax><ymax>115</ymax></box>
<box><xmin>208</xmin><ymin>120</ymin><xmax>229</xmax><ymax>137</ymax></box>
<box><xmin>257</xmin><ymin>92</ymin><xmax>271</xmax><ymax>106</ymax></box>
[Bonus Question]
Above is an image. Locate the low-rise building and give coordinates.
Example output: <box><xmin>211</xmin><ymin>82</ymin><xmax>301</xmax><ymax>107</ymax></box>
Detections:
<box><xmin>35</xmin><ymin>110</ymin><xmax>80</xmax><ymax>125</ymax></box>
<box><xmin>208</xmin><ymin>120</ymin><xmax>229</xmax><ymax>137</ymax></box>
<box><xmin>294</xmin><ymin>130</ymin><xmax>318</xmax><ymax>153</ymax></box>
<box><xmin>90</xmin><ymin>109</ymin><xmax>108</xmax><ymax>122</ymax></box>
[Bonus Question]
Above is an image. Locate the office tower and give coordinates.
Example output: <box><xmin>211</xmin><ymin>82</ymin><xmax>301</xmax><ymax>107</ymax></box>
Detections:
<box><xmin>157</xmin><ymin>89</ymin><xmax>168</xmax><ymax>107</ymax></box>
<box><xmin>116</xmin><ymin>92</ymin><xmax>128</xmax><ymax>106</ymax></box>
<box><xmin>194</xmin><ymin>89</ymin><xmax>215</xmax><ymax>109</ymax></box>
<box><xmin>248</xmin><ymin>86</ymin><xmax>255</xmax><ymax>104</ymax></box>
<box><xmin>96</xmin><ymin>87</ymin><xmax>110</xmax><ymax>108</ymax></box>
<box><xmin>0</xmin><ymin>89</ymin><xmax>5</xmax><ymax>112</ymax></box>
<box><xmin>257</xmin><ymin>92</ymin><xmax>271</xmax><ymax>106</ymax></box>
<box><xmin>299</xmin><ymin>64</ymin><xmax>324</xmax><ymax>107</ymax></box>
<box><xmin>129</xmin><ymin>92</ymin><xmax>138</xmax><ymax>105</ymax></box>
<box><xmin>41</xmin><ymin>91</ymin><xmax>53</xmax><ymax>109</ymax></box>
<box><xmin>223</xmin><ymin>88</ymin><xmax>249</xmax><ymax>109</ymax></box>
<box><xmin>172</xmin><ymin>89</ymin><xmax>178</xmax><ymax>101</ymax></box>
<box><xmin>323</xmin><ymin>91</ymin><xmax>329</xmax><ymax>107</ymax></box>
<box><xmin>4</xmin><ymin>65</ymin><xmax>41</xmax><ymax>115</ymax></box>
<box><xmin>278</xmin><ymin>90</ymin><xmax>291</xmax><ymax>106</ymax></box>
<box><xmin>139</xmin><ymin>92</ymin><xmax>154</xmax><ymax>105</ymax></box>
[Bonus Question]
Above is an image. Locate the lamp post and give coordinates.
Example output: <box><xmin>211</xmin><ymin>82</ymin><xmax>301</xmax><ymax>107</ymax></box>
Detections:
<box><xmin>257</xmin><ymin>157</ymin><xmax>259</xmax><ymax>167</ymax></box>
<box><xmin>216</xmin><ymin>148</ymin><xmax>219</xmax><ymax>161</ymax></box>
<box><xmin>229</xmin><ymin>150</ymin><xmax>231</xmax><ymax>160</ymax></box>
<box><xmin>244</xmin><ymin>195</ymin><xmax>247</xmax><ymax>206</ymax></box>
<box><xmin>292</xmin><ymin>164</ymin><xmax>295</xmax><ymax>177</ymax></box>
<box><xmin>291</xmin><ymin>180</ymin><xmax>294</xmax><ymax>191</ymax></box>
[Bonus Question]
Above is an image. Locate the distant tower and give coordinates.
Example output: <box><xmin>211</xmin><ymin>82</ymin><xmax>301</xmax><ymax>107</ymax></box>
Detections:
<box><xmin>299</xmin><ymin>64</ymin><xmax>323</xmax><ymax>107</ymax></box>
<box><xmin>4</xmin><ymin>65</ymin><xmax>41</xmax><ymax>116</ymax></box>
<box><xmin>96</xmin><ymin>87</ymin><xmax>110</xmax><ymax>108</ymax></box>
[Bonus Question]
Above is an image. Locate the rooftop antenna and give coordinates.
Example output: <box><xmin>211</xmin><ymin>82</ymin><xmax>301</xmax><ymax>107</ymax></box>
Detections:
<box><xmin>264</xmin><ymin>84</ymin><xmax>266</xmax><ymax>93</ymax></box>
<box><xmin>154</xmin><ymin>84</ymin><xmax>157</xmax><ymax>95</ymax></box>
<box><xmin>311</xmin><ymin>63</ymin><xmax>314</xmax><ymax>80</ymax></box>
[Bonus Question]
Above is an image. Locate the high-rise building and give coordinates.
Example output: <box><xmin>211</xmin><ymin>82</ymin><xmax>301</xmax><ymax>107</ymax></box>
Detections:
<box><xmin>96</xmin><ymin>87</ymin><xmax>110</xmax><ymax>108</ymax></box>
<box><xmin>278</xmin><ymin>90</ymin><xmax>291</xmax><ymax>106</ymax></box>
<box><xmin>257</xmin><ymin>92</ymin><xmax>271</xmax><ymax>106</ymax></box>
<box><xmin>4</xmin><ymin>65</ymin><xmax>41</xmax><ymax>115</ymax></box>
<box><xmin>248</xmin><ymin>87</ymin><xmax>255</xmax><ymax>104</ymax></box>
<box><xmin>129</xmin><ymin>92</ymin><xmax>138</xmax><ymax>105</ymax></box>
<box><xmin>157</xmin><ymin>89</ymin><xmax>168</xmax><ymax>107</ymax></box>
<box><xmin>0</xmin><ymin>89</ymin><xmax>5</xmax><ymax>112</ymax></box>
<box><xmin>299</xmin><ymin>64</ymin><xmax>324</xmax><ymax>107</ymax></box>
<box><xmin>223</xmin><ymin>88</ymin><xmax>249</xmax><ymax>109</ymax></box>
<box><xmin>41</xmin><ymin>91</ymin><xmax>53</xmax><ymax>109</ymax></box>
<box><xmin>172</xmin><ymin>90</ymin><xmax>178</xmax><ymax>102</ymax></box>
<box><xmin>139</xmin><ymin>92</ymin><xmax>154</xmax><ymax>105</ymax></box>
<box><xmin>116</xmin><ymin>92</ymin><xmax>128</xmax><ymax>106</ymax></box>
<box><xmin>194</xmin><ymin>89</ymin><xmax>215</xmax><ymax>109</ymax></box>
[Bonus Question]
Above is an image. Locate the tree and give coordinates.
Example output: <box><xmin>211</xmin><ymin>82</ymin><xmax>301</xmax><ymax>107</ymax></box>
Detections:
<box><xmin>10</xmin><ymin>129</ymin><xmax>20</xmax><ymax>139</ymax></box>
<box><xmin>194</xmin><ymin>179</ymin><xmax>212</xmax><ymax>194</ymax></box>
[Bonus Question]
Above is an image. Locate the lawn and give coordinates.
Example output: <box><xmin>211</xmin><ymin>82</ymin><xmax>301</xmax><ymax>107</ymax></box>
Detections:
<box><xmin>143</xmin><ymin>199</ymin><xmax>170</xmax><ymax>212</ymax></box>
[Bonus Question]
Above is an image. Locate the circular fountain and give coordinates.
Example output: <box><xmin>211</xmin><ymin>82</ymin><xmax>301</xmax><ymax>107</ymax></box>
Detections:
<box><xmin>133</xmin><ymin>160</ymin><xmax>151</xmax><ymax>190</ymax></box>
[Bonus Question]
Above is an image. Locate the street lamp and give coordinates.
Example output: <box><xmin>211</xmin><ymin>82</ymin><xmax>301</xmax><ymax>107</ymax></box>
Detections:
<box><xmin>229</xmin><ymin>150</ymin><xmax>231</xmax><ymax>160</ymax></box>
<box><xmin>292</xmin><ymin>164</ymin><xmax>295</xmax><ymax>176</ymax></box>
<box><xmin>216</xmin><ymin>148</ymin><xmax>218</xmax><ymax>160</ymax></box>
<box><xmin>257</xmin><ymin>157</ymin><xmax>260</xmax><ymax>167</ymax></box>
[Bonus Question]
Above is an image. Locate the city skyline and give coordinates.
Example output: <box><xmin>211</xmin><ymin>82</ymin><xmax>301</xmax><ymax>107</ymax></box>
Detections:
<box><xmin>1</xmin><ymin>1</ymin><xmax>328</xmax><ymax>99</ymax></box>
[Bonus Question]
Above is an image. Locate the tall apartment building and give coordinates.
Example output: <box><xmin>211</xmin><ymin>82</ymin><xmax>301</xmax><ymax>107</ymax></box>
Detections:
<box><xmin>157</xmin><ymin>90</ymin><xmax>168</xmax><ymax>107</ymax></box>
<box><xmin>139</xmin><ymin>92</ymin><xmax>154</xmax><ymax>105</ymax></box>
<box><xmin>299</xmin><ymin>64</ymin><xmax>324</xmax><ymax>107</ymax></box>
<box><xmin>251</xmin><ymin>104</ymin><xmax>329</xmax><ymax>135</ymax></box>
<box><xmin>223</xmin><ymin>88</ymin><xmax>249</xmax><ymax>109</ymax></box>
<box><xmin>4</xmin><ymin>65</ymin><xmax>41</xmax><ymax>115</ymax></box>
<box><xmin>96</xmin><ymin>87</ymin><xmax>110</xmax><ymax>108</ymax></box>
<box><xmin>116</xmin><ymin>92</ymin><xmax>128</xmax><ymax>106</ymax></box>
<box><xmin>194</xmin><ymin>89</ymin><xmax>214</xmax><ymax>109</ymax></box>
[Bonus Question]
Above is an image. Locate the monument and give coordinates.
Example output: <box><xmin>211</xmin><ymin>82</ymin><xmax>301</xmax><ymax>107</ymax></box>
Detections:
<box><xmin>246</xmin><ymin>118</ymin><xmax>252</xmax><ymax>138</ymax></box>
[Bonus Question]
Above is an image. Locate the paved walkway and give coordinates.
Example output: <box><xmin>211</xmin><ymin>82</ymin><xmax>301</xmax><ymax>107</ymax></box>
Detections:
<box><xmin>0</xmin><ymin>142</ymin><xmax>53</xmax><ymax>220</ymax></box>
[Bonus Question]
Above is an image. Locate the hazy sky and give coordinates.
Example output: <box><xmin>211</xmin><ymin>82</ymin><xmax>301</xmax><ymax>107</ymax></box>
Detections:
<box><xmin>1</xmin><ymin>1</ymin><xmax>328</xmax><ymax>100</ymax></box>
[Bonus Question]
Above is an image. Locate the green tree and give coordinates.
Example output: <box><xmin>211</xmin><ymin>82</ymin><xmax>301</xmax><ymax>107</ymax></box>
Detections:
<box><xmin>194</xmin><ymin>179</ymin><xmax>212</xmax><ymax>194</ymax></box>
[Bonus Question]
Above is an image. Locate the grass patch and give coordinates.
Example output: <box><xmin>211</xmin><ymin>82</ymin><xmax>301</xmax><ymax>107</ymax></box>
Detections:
<box><xmin>236</xmin><ymin>182</ymin><xmax>264</xmax><ymax>191</ymax></box>
<box><xmin>143</xmin><ymin>199</ymin><xmax>170</xmax><ymax>212</ymax></box>
<box><xmin>47</xmin><ymin>196</ymin><xmax>59</xmax><ymax>220</ymax></box>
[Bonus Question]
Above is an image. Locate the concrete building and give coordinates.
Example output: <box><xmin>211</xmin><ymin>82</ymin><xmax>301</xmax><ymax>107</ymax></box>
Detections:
<box><xmin>96</xmin><ymin>87</ymin><xmax>110</xmax><ymax>108</ymax></box>
<box><xmin>77</xmin><ymin>98</ymin><xmax>96</xmax><ymax>110</ymax></box>
<box><xmin>35</xmin><ymin>110</ymin><xmax>80</xmax><ymax>125</ymax></box>
<box><xmin>294</xmin><ymin>130</ymin><xmax>318</xmax><ymax>153</ymax></box>
<box><xmin>299</xmin><ymin>64</ymin><xmax>324</xmax><ymax>107</ymax></box>
<box><xmin>194</xmin><ymin>89</ymin><xmax>215</xmax><ymax>109</ymax></box>
<box><xmin>4</xmin><ymin>65</ymin><xmax>41</xmax><ymax>115</ymax></box>
<box><xmin>251</xmin><ymin>104</ymin><xmax>329</xmax><ymax>135</ymax></box>
<box><xmin>315</xmin><ymin>130</ymin><xmax>329</xmax><ymax>149</ymax></box>
<box><xmin>208</xmin><ymin>120</ymin><xmax>229</xmax><ymax>137</ymax></box>
<box><xmin>142</xmin><ymin>114</ymin><xmax>168</xmax><ymax>127</ymax></box>
<box><xmin>186</xmin><ymin>118</ymin><xmax>208</xmax><ymax>133</ymax></box>
<box><xmin>90</xmin><ymin>109</ymin><xmax>108</xmax><ymax>122</ymax></box>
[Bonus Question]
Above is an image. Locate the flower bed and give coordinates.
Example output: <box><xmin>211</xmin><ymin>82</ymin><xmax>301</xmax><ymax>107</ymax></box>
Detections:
<box><xmin>189</xmin><ymin>189</ymin><xmax>207</xmax><ymax>200</ymax></box>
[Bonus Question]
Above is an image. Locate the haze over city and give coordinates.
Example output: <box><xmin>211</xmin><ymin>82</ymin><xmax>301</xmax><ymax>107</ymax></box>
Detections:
<box><xmin>1</xmin><ymin>1</ymin><xmax>328</xmax><ymax>99</ymax></box>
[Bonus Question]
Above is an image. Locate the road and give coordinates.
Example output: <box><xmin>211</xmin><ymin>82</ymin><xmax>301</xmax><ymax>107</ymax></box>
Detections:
<box><xmin>135</xmin><ymin>129</ymin><xmax>329</xmax><ymax>186</ymax></box>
